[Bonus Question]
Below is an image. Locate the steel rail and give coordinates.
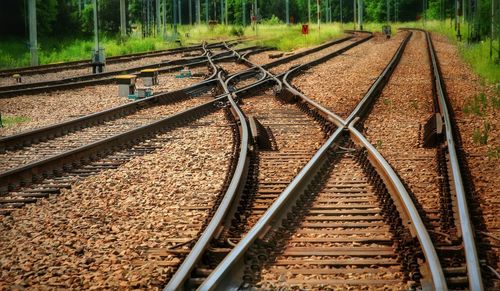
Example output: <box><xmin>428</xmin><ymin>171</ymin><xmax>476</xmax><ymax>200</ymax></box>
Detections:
<box><xmin>345</xmin><ymin>31</ymin><xmax>412</xmax><ymax>124</ymax></box>
<box><xmin>199</xmin><ymin>30</ymin><xmax>447</xmax><ymax>290</ymax></box>
<box><xmin>0</xmin><ymin>95</ymin><xmax>224</xmax><ymax>193</ymax></box>
<box><xmin>0</xmin><ymin>46</ymin><xmax>276</xmax><ymax>153</ymax></box>
<box><xmin>199</xmin><ymin>126</ymin><xmax>344</xmax><ymax>290</ymax></box>
<box><xmin>0</xmin><ymin>46</ymin><xmax>258</xmax><ymax>97</ymax></box>
<box><xmin>0</xmin><ymin>50</ymin><xmax>221</xmax><ymax>152</ymax></box>
<box><xmin>164</xmin><ymin>58</ymin><xmax>252</xmax><ymax>291</ymax></box>
<box><xmin>0</xmin><ymin>40</ymin><xmax>238</xmax><ymax>78</ymax></box>
<box><xmin>423</xmin><ymin>29</ymin><xmax>484</xmax><ymax>291</ymax></box>
<box><xmin>164</xmin><ymin>32</ymin><xmax>369</xmax><ymax>290</ymax></box>
<box><xmin>165</xmin><ymin>32</ymin><xmax>368</xmax><ymax>290</ymax></box>
<box><xmin>0</xmin><ymin>49</ymin><xmax>274</xmax><ymax>197</ymax></box>
<box><xmin>347</xmin><ymin>119</ymin><xmax>447</xmax><ymax>290</ymax></box>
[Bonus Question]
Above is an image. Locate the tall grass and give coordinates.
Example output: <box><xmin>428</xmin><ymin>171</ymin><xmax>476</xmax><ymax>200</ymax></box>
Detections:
<box><xmin>1</xmin><ymin>21</ymin><xmax>497</xmax><ymax>85</ymax></box>
<box><xmin>0</xmin><ymin>35</ymin><xmax>179</xmax><ymax>69</ymax></box>
<box><xmin>362</xmin><ymin>20</ymin><xmax>500</xmax><ymax>84</ymax></box>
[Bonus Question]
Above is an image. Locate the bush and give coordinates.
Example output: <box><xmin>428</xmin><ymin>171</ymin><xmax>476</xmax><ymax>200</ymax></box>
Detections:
<box><xmin>230</xmin><ymin>26</ymin><xmax>244</xmax><ymax>37</ymax></box>
<box><xmin>261</xmin><ymin>15</ymin><xmax>283</xmax><ymax>25</ymax></box>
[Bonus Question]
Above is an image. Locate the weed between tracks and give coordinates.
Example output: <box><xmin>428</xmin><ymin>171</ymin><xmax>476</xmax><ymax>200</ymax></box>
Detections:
<box><xmin>0</xmin><ymin>115</ymin><xmax>31</xmax><ymax>128</ymax></box>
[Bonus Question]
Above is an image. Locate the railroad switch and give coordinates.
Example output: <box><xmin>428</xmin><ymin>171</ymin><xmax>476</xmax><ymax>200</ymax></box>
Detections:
<box><xmin>12</xmin><ymin>74</ymin><xmax>21</xmax><ymax>83</ymax></box>
<box><xmin>176</xmin><ymin>67</ymin><xmax>192</xmax><ymax>78</ymax></box>
<box><xmin>115</xmin><ymin>74</ymin><xmax>137</xmax><ymax>98</ymax></box>
<box><xmin>134</xmin><ymin>87</ymin><xmax>153</xmax><ymax>99</ymax></box>
<box><xmin>91</xmin><ymin>49</ymin><xmax>106</xmax><ymax>74</ymax></box>
<box><xmin>422</xmin><ymin>113</ymin><xmax>444</xmax><ymax>148</ymax></box>
<box><xmin>382</xmin><ymin>25</ymin><xmax>392</xmax><ymax>39</ymax></box>
<box><xmin>139</xmin><ymin>69</ymin><xmax>159</xmax><ymax>87</ymax></box>
<box><xmin>249</xmin><ymin>116</ymin><xmax>274</xmax><ymax>150</ymax></box>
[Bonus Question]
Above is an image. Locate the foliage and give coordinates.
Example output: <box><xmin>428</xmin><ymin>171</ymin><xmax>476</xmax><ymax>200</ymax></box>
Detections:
<box><xmin>261</xmin><ymin>15</ymin><xmax>283</xmax><ymax>25</ymax></box>
<box><xmin>463</xmin><ymin>93</ymin><xmax>488</xmax><ymax>116</ymax></box>
<box><xmin>472</xmin><ymin>121</ymin><xmax>490</xmax><ymax>145</ymax></box>
<box><xmin>0</xmin><ymin>116</ymin><xmax>31</xmax><ymax>128</ymax></box>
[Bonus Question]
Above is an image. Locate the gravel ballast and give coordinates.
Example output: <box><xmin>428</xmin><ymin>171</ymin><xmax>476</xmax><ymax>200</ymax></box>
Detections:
<box><xmin>0</xmin><ymin>52</ymin><xmax>201</xmax><ymax>87</ymax></box>
<box><xmin>362</xmin><ymin>30</ymin><xmax>444</xmax><ymax>233</ymax></box>
<box><xmin>292</xmin><ymin>32</ymin><xmax>407</xmax><ymax>118</ymax></box>
<box><xmin>431</xmin><ymin>33</ymin><xmax>499</xmax><ymax>283</ymax></box>
<box><xmin>0</xmin><ymin>110</ymin><xmax>234</xmax><ymax>289</ymax></box>
<box><xmin>0</xmin><ymin>67</ymin><xmax>208</xmax><ymax>137</ymax></box>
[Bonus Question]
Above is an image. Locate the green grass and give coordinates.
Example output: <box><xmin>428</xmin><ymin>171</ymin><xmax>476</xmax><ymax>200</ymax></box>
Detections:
<box><xmin>363</xmin><ymin>20</ymin><xmax>500</xmax><ymax>84</ymax></box>
<box><xmin>0</xmin><ymin>115</ymin><xmax>31</xmax><ymax>127</ymax></box>
<box><xmin>1</xmin><ymin>21</ymin><xmax>498</xmax><ymax>85</ymax></box>
<box><xmin>0</xmin><ymin>35</ymin><xmax>179</xmax><ymax>69</ymax></box>
<box><xmin>0</xmin><ymin>24</ymin><xmax>343</xmax><ymax>69</ymax></box>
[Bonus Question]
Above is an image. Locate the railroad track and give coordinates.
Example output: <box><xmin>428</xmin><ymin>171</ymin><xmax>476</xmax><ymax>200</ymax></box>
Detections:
<box><xmin>0</xmin><ymin>41</ymin><xmax>232</xmax><ymax>80</ymax></box>
<box><xmin>0</xmin><ymin>43</ymin><xmax>258</xmax><ymax>97</ymax></box>
<box><xmin>0</xmin><ymin>29</ymin><xmax>486</xmax><ymax>289</ymax></box>
<box><xmin>165</xmin><ymin>29</ymin><xmax>486</xmax><ymax>290</ymax></box>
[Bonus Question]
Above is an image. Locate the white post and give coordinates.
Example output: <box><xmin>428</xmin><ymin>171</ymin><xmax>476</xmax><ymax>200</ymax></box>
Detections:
<box><xmin>120</xmin><ymin>0</ymin><xmax>127</xmax><ymax>36</ymax></box>
<box><xmin>286</xmin><ymin>0</ymin><xmax>290</xmax><ymax>25</ymax></box>
<box><xmin>156</xmin><ymin>0</ymin><xmax>161</xmax><ymax>35</ymax></box>
<box><xmin>28</xmin><ymin>0</ymin><xmax>38</xmax><ymax>66</ymax></box>
<box><xmin>197</xmin><ymin>0</ymin><xmax>201</xmax><ymax>24</ymax></box>
<box><xmin>163</xmin><ymin>0</ymin><xmax>167</xmax><ymax>37</ymax></box>
<box><xmin>358</xmin><ymin>0</ymin><xmax>363</xmax><ymax>30</ymax></box>
<box><xmin>340</xmin><ymin>0</ymin><xmax>343</xmax><ymax>23</ymax></box>
<box><xmin>243</xmin><ymin>0</ymin><xmax>246</xmax><ymax>25</ymax></box>
<box><xmin>178</xmin><ymin>0</ymin><xmax>182</xmax><ymax>25</ymax></box>
<box><xmin>93</xmin><ymin>0</ymin><xmax>99</xmax><ymax>52</ymax></box>
<box><xmin>387</xmin><ymin>0</ymin><xmax>390</xmax><ymax>23</ymax></box>
<box><xmin>308</xmin><ymin>0</ymin><xmax>311</xmax><ymax>23</ymax></box>
<box><xmin>354</xmin><ymin>0</ymin><xmax>357</xmax><ymax>29</ymax></box>
<box><xmin>317</xmin><ymin>0</ymin><xmax>320</xmax><ymax>28</ymax></box>
<box><xmin>189</xmin><ymin>0</ymin><xmax>193</xmax><ymax>25</ymax></box>
<box><xmin>206</xmin><ymin>0</ymin><xmax>209</xmax><ymax>23</ymax></box>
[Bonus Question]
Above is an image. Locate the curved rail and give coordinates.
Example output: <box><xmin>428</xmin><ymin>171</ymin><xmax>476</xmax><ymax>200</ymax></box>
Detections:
<box><xmin>0</xmin><ymin>56</ymin><xmax>221</xmax><ymax>152</ymax></box>
<box><xmin>423</xmin><ymin>29</ymin><xmax>483</xmax><ymax>291</ymax></box>
<box><xmin>164</xmin><ymin>57</ymin><xmax>252</xmax><ymax>291</ymax></box>
<box><xmin>348</xmin><ymin>119</ymin><xmax>447</xmax><ymax>290</ymax></box>
<box><xmin>0</xmin><ymin>40</ymin><xmax>238</xmax><ymax>78</ymax></box>
<box><xmin>0</xmin><ymin>45</ymin><xmax>257</xmax><ymax>97</ymax></box>
<box><xmin>198</xmin><ymin>30</ymin><xmax>447</xmax><ymax>290</ymax></box>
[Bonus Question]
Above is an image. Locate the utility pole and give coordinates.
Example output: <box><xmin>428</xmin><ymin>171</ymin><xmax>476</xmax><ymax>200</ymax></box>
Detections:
<box><xmin>308</xmin><ymin>0</ymin><xmax>311</xmax><ymax>23</ymax></box>
<box><xmin>173</xmin><ymin>0</ymin><xmax>178</xmax><ymax>37</ymax></box>
<box><xmin>243</xmin><ymin>0</ymin><xmax>246</xmax><ymax>26</ymax></box>
<box><xmin>317</xmin><ymin>0</ymin><xmax>320</xmax><ymax>28</ymax></box>
<box><xmin>156</xmin><ymin>0</ymin><xmax>161</xmax><ymax>36</ymax></box>
<box><xmin>120</xmin><ymin>0</ymin><xmax>127</xmax><ymax>36</ymax></box>
<box><xmin>423</xmin><ymin>0</ymin><xmax>427</xmax><ymax>26</ymax></box>
<box><xmin>28</xmin><ymin>0</ymin><xmax>38</xmax><ymax>66</ymax></box>
<box><xmin>387</xmin><ymin>0</ymin><xmax>390</xmax><ymax>23</ymax></box>
<box><xmin>340</xmin><ymin>0</ymin><xmax>343</xmax><ymax>24</ymax></box>
<box><xmin>255</xmin><ymin>0</ymin><xmax>258</xmax><ymax>35</ymax></box>
<box><xmin>457</xmin><ymin>0</ymin><xmax>462</xmax><ymax>40</ymax></box>
<box><xmin>491</xmin><ymin>0</ymin><xmax>494</xmax><ymax>59</ymax></box>
<box><xmin>358</xmin><ymin>0</ymin><xmax>363</xmax><ymax>30</ymax></box>
<box><xmin>206</xmin><ymin>0</ymin><xmax>209</xmax><ymax>23</ymax></box>
<box><xmin>225</xmin><ymin>0</ymin><xmax>228</xmax><ymax>25</ymax></box>
<box><xmin>189</xmin><ymin>0</ymin><xmax>193</xmax><ymax>25</ymax></box>
<box><xmin>178</xmin><ymin>0</ymin><xmax>182</xmax><ymax>25</ymax></box>
<box><xmin>220</xmin><ymin>0</ymin><xmax>224</xmax><ymax>24</ymax></box>
<box><xmin>354</xmin><ymin>0</ymin><xmax>357</xmax><ymax>29</ymax></box>
<box><xmin>197</xmin><ymin>0</ymin><xmax>201</xmax><ymax>24</ymax></box>
<box><xmin>163</xmin><ymin>0</ymin><xmax>167</xmax><ymax>37</ymax></box>
<box><xmin>93</xmin><ymin>0</ymin><xmax>99</xmax><ymax>54</ymax></box>
<box><xmin>286</xmin><ymin>0</ymin><xmax>290</xmax><ymax>25</ymax></box>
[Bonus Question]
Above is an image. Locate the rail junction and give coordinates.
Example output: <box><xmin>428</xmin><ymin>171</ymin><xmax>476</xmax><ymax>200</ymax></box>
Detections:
<box><xmin>0</xmin><ymin>29</ymin><xmax>498</xmax><ymax>290</ymax></box>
